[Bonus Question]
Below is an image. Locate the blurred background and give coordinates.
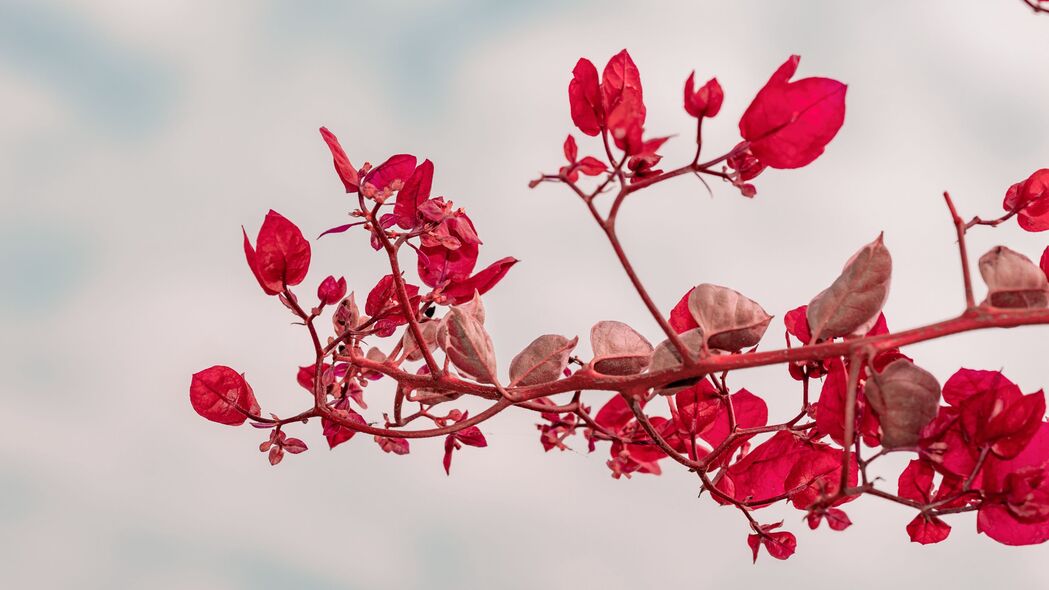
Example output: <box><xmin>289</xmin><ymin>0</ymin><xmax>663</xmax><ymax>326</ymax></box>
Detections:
<box><xmin>2</xmin><ymin>0</ymin><xmax>1049</xmax><ymax>588</ymax></box>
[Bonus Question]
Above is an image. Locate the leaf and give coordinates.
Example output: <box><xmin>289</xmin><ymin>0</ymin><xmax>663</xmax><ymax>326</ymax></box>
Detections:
<box><xmin>443</xmin><ymin>306</ymin><xmax>498</xmax><ymax>384</ymax></box>
<box><xmin>739</xmin><ymin>55</ymin><xmax>847</xmax><ymax>169</ymax></box>
<box><xmin>865</xmin><ymin>359</ymin><xmax>941</xmax><ymax>448</ymax></box>
<box><xmin>375</xmin><ymin>436</ymin><xmax>410</xmax><ymax>455</ymax></box>
<box><xmin>393</xmin><ymin>159</ymin><xmax>434</xmax><ymax>229</ymax></box>
<box><xmin>978</xmin><ymin>246</ymin><xmax>1049</xmax><ymax>308</ymax></box>
<box><xmin>509</xmin><ymin>334</ymin><xmax>578</xmax><ymax>386</ymax></box>
<box><xmin>318</xmin><ymin>127</ymin><xmax>359</xmax><ymax>193</ymax></box>
<box><xmin>363</xmin><ymin>154</ymin><xmax>417</xmax><ymax>192</ymax></box>
<box><xmin>1003</xmin><ymin>169</ymin><xmax>1049</xmax><ymax>232</ymax></box>
<box><xmin>684</xmin><ymin>73</ymin><xmax>723</xmax><ymax>119</ymax></box>
<box><xmin>686</xmin><ymin>284</ymin><xmax>772</xmax><ymax>351</ymax></box>
<box><xmin>323</xmin><ymin>401</ymin><xmax>364</xmax><ymax>449</ymax></box>
<box><xmin>648</xmin><ymin>329</ymin><xmax>706</xmax><ymax>395</ymax></box>
<box><xmin>590</xmin><ymin>320</ymin><xmax>654</xmax><ymax>375</ymax></box>
<box><xmin>563</xmin><ymin>134</ymin><xmax>578</xmax><ymax>163</ymax></box>
<box><xmin>568</xmin><ymin>58</ymin><xmax>602</xmax><ymax>136</ymax></box>
<box><xmin>317</xmin><ymin>275</ymin><xmax>347</xmax><ymax>306</ymax></box>
<box><xmin>243</xmin><ymin>211</ymin><xmax>312</xmax><ymax>296</ymax></box>
<box><xmin>807</xmin><ymin>233</ymin><xmax>892</xmax><ymax>341</ymax></box>
<box><xmin>402</xmin><ymin>320</ymin><xmax>440</xmax><ymax>362</ymax></box>
<box><xmin>189</xmin><ymin>366</ymin><xmax>261</xmax><ymax>426</ymax></box>
<box><xmin>907</xmin><ymin>514</ymin><xmax>952</xmax><ymax>545</ymax></box>
<box><xmin>601</xmin><ymin>50</ymin><xmax>645</xmax><ymax>126</ymax></box>
<box><xmin>441</xmin><ymin>257</ymin><xmax>519</xmax><ymax>305</ymax></box>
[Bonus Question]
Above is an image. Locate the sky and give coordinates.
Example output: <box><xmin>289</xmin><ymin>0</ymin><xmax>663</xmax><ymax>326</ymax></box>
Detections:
<box><xmin>2</xmin><ymin>0</ymin><xmax>1049</xmax><ymax>588</ymax></box>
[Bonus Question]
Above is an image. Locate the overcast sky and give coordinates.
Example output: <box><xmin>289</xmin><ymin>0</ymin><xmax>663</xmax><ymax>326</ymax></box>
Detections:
<box><xmin>2</xmin><ymin>1</ymin><xmax>1049</xmax><ymax>588</ymax></box>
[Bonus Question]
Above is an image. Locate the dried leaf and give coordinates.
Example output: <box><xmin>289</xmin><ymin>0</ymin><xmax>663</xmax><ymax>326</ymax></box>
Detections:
<box><xmin>509</xmin><ymin>335</ymin><xmax>578</xmax><ymax>386</ymax></box>
<box><xmin>865</xmin><ymin>359</ymin><xmax>941</xmax><ymax>448</ymax></box>
<box><xmin>332</xmin><ymin>292</ymin><xmax>360</xmax><ymax>335</ymax></box>
<box><xmin>590</xmin><ymin>320</ymin><xmax>654</xmax><ymax>375</ymax></box>
<box><xmin>686</xmin><ymin>284</ymin><xmax>772</xmax><ymax>351</ymax></box>
<box><xmin>808</xmin><ymin>234</ymin><xmax>892</xmax><ymax>341</ymax></box>
<box><xmin>648</xmin><ymin>329</ymin><xmax>706</xmax><ymax>395</ymax></box>
<box><xmin>979</xmin><ymin>246</ymin><xmax>1049</xmax><ymax>308</ymax></box>
<box><xmin>403</xmin><ymin>321</ymin><xmax>440</xmax><ymax>362</ymax></box>
<box><xmin>443</xmin><ymin>306</ymin><xmax>498</xmax><ymax>384</ymax></box>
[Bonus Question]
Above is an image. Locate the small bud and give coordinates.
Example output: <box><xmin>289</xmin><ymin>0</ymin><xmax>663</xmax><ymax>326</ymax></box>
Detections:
<box><xmin>318</xmin><ymin>275</ymin><xmax>348</xmax><ymax>306</ymax></box>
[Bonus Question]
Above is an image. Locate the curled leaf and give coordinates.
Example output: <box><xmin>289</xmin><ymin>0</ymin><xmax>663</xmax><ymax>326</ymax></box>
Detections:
<box><xmin>865</xmin><ymin>359</ymin><xmax>941</xmax><ymax>448</ymax></box>
<box><xmin>590</xmin><ymin>320</ymin><xmax>654</xmax><ymax>375</ymax></box>
<box><xmin>402</xmin><ymin>321</ymin><xmax>440</xmax><ymax>362</ymax></box>
<box><xmin>807</xmin><ymin>234</ymin><xmax>892</xmax><ymax>341</ymax></box>
<box><xmin>686</xmin><ymin>284</ymin><xmax>772</xmax><ymax>351</ymax></box>
<box><xmin>443</xmin><ymin>306</ymin><xmax>498</xmax><ymax>384</ymax></box>
<box><xmin>648</xmin><ymin>329</ymin><xmax>706</xmax><ymax>395</ymax></box>
<box><xmin>509</xmin><ymin>335</ymin><xmax>578</xmax><ymax>386</ymax></box>
<box><xmin>978</xmin><ymin>246</ymin><xmax>1049</xmax><ymax>308</ymax></box>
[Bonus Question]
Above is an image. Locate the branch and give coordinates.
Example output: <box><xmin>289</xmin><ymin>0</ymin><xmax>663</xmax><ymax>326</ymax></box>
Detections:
<box><xmin>363</xmin><ymin>197</ymin><xmax>442</xmax><ymax>376</ymax></box>
<box><xmin>1023</xmin><ymin>0</ymin><xmax>1049</xmax><ymax>14</ymax></box>
<box><xmin>943</xmin><ymin>191</ymin><xmax>977</xmax><ymax>309</ymax></box>
<box><xmin>334</xmin><ymin>306</ymin><xmax>1049</xmax><ymax>403</ymax></box>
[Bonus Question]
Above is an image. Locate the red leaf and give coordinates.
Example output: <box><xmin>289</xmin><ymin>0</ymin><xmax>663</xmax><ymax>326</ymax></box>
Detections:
<box><xmin>317</xmin><ymin>222</ymin><xmax>360</xmax><ymax>239</ymax></box>
<box><xmin>443</xmin><ymin>434</ymin><xmax>456</xmax><ymax>475</ymax></box>
<box><xmin>943</xmin><ymin>368</ymin><xmax>1019</xmax><ymax>407</ymax></box>
<box><xmin>668</xmin><ymin>288</ymin><xmax>699</xmax><ymax>334</ymax></box>
<box><xmin>684</xmin><ymin>72</ymin><xmax>723</xmax><ymax>119</ymax></box>
<box><xmin>762</xmin><ymin>531</ymin><xmax>797</xmax><ymax>560</ymax></box>
<box><xmin>563</xmin><ymin>135</ymin><xmax>578</xmax><ymax>163</ymax></box>
<box><xmin>568</xmin><ymin>58</ymin><xmax>602</xmax><ymax>136</ymax></box>
<box><xmin>673</xmin><ymin>381</ymin><xmax>720</xmax><ymax>435</ymax></box>
<box><xmin>190</xmin><ymin>366</ymin><xmax>261</xmax><ymax>426</ymax></box>
<box><xmin>243</xmin><ymin>210</ymin><xmax>311</xmax><ymax>295</ymax></box>
<box><xmin>269</xmin><ymin>445</ymin><xmax>284</xmax><ymax>465</ymax></box>
<box><xmin>317</xmin><ymin>275</ymin><xmax>347</xmax><ymax>306</ymax></box>
<box><xmin>594</xmin><ymin>394</ymin><xmax>639</xmax><ymax>433</ymax></box>
<box><xmin>978</xmin><ymin>423</ymin><xmax>1049</xmax><ymax>545</ymax></box>
<box><xmin>785</xmin><ymin>443</ymin><xmax>857</xmax><ymax>509</ymax></box>
<box><xmin>739</xmin><ymin>55</ymin><xmax>846</xmax><ymax>169</ymax></box>
<box><xmin>364</xmin><ymin>154</ymin><xmax>417</xmax><ymax>192</ymax></box>
<box><xmin>898</xmin><ymin>459</ymin><xmax>936</xmax><ymax>504</ymax></box>
<box><xmin>715</xmin><ymin>431</ymin><xmax>807</xmax><ymax>505</ymax></box>
<box><xmin>283</xmin><ymin>437</ymin><xmax>308</xmax><ymax>454</ymax></box>
<box><xmin>601</xmin><ymin>50</ymin><xmax>645</xmax><ymax>127</ymax></box>
<box><xmin>323</xmin><ymin>401</ymin><xmax>364</xmax><ymax>449</ymax></box>
<box><xmin>456</xmin><ymin>426</ymin><xmax>488</xmax><ymax>448</ymax></box>
<box><xmin>441</xmin><ymin>257</ymin><xmax>518</xmax><ymax>305</ymax></box>
<box><xmin>365</xmin><ymin>274</ymin><xmax>420</xmax><ymax>325</ymax></box>
<box><xmin>814</xmin><ymin>358</ymin><xmax>849</xmax><ymax>443</ymax></box>
<box><xmin>747</xmin><ymin>523</ymin><xmax>797</xmax><ymax>562</ymax></box>
<box><xmin>296</xmin><ymin>362</ymin><xmax>332</xmax><ymax>393</ymax></box>
<box><xmin>699</xmin><ymin>389</ymin><xmax>769</xmax><ymax>463</ymax></box>
<box><xmin>576</xmin><ymin>156</ymin><xmax>608</xmax><ymax>176</ymax></box>
<box><xmin>417</xmin><ymin>210</ymin><xmax>482</xmax><ymax>288</ymax></box>
<box><xmin>393</xmin><ymin>159</ymin><xmax>434</xmax><ymax>229</ymax></box>
<box><xmin>907</xmin><ymin>514</ymin><xmax>951</xmax><ymax>544</ymax></box>
<box><xmin>824</xmin><ymin>508</ymin><xmax>852</xmax><ymax>531</ymax></box>
<box><xmin>1003</xmin><ymin>169</ymin><xmax>1049</xmax><ymax>232</ymax></box>
<box><xmin>375</xmin><ymin>436</ymin><xmax>410</xmax><ymax>455</ymax></box>
<box><xmin>784</xmin><ymin>305</ymin><xmax>812</xmax><ymax>344</ymax></box>
<box><xmin>319</xmin><ymin>127</ymin><xmax>359</xmax><ymax>193</ymax></box>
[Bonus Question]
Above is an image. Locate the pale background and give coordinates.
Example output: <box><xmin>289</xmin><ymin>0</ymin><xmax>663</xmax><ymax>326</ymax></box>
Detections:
<box><xmin>2</xmin><ymin>0</ymin><xmax>1049</xmax><ymax>588</ymax></box>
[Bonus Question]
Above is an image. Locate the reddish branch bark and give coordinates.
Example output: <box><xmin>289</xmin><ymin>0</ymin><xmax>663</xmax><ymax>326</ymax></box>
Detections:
<box><xmin>193</xmin><ymin>38</ymin><xmax>1049</xmax><ymax>560</ymax></box>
